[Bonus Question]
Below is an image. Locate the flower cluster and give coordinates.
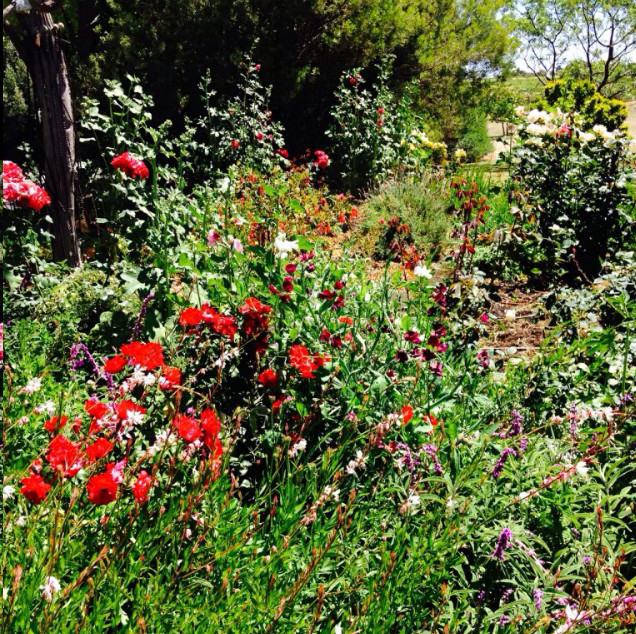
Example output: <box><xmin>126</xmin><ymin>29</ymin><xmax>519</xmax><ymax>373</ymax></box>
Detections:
<box><xmin>110</xmin><ymin>152</ymin><xmax>150</xmax><ymax>179</ymax></box>
<box><xmin>3</xmin><ymin>161</ymin><xmax>51</xmax><ymax>211</ymax></box>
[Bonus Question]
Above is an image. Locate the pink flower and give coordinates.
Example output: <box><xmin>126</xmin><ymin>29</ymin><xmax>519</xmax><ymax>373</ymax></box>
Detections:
<box><xmin>233</xmin><ymin>238</ymin><xmax>244</xmax><ymax>253</ymax></box>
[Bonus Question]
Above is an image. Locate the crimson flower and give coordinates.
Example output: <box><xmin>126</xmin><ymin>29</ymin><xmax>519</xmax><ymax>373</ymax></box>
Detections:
<box><xmin>119</xmin><ymin>341</ymin><xmax>164</xmax><ymax>370</ymax></box>
<box><xmin>86</xmin><ymin>437</ymin><xmax>114</xmax><ymax>462</ymax></box>
<box><xmin>132</xmin><ymin>470</ymin><xmax>152</xmax><ymax>503</ymax></box>
<box><xmin>258</xmin><ymin>369</ymin><xmax>278</xmax><ymax>389</ymax></box>
<box><xmin>46</xmin><ymin>435</ymin><xmax>82</xmax><ymax>477</ymax></box>
<box><xmin>104</xmin><ymin>355</ymin><xmax>127</xmax><ymax>374</ymax></box>
<box><xmin>3</xmin><ymin>160</ymin><xmax>51</xmax><ymax>211</ymax></box>
<box><xmin>44</xmin><ymin>415</ymin><xmax>68</xmax><ymax>433</ymax></box>
<box><xmin>20</xmin><ymin>473</ymin><xmax>51</xmax><ymax>504</ymax></box>
<box><xmin>160</xmin><ymin>366</ymin><xmax>182</xmax><ymax>390</ymax></box>
<box><xmin>173</xmin><ymin>415</ymin><xmax>202</xmax><ymax>443</ymax></box>
<box><xmin>86</xmin><ymin>467</ymin><xmax>119</xmax><ymax>505</ymax></box>
<box><xmin>110</xmin><ymin>152</ymin><xmax>149</xmax><ymax>179</ymax></box>
<box><xmin>179</xmin><ymin>307</ymin><xmax>204</xmax><ymax>327</ymax></box>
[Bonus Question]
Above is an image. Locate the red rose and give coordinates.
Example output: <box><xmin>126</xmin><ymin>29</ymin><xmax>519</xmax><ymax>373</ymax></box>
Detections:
<box><xmin>174</xmin><ymin>414</ymin><xmax>202</xmax><ymax>443</ymax></box>
<box><xmin>20</xmin><ymin>473</ymin><xmax>51</xmax><ymax>504</ymax></box>
<box><xmin>44</xmin><ymin>415</ymin><xmax>68</xmax><ymax>433</ymax></box>
<box><xmin>86</xmin><ymin>468</ymin><xmax>118</xmax><ymax>505</ymax></box>
<box><xmin>86</xmin><ymin>437</ymin><xmax>114</xmax><ymax>462</ymax></box>
<box><xmin>104</xmin><ymin>355</ymin><xmax>127</xmax><ymax>374</ymax></box>
<box><xmin>46</xmin><ymin>435</ymin><xmax>82</xmax><ymax>477</ymax></box>
<box><xmin>132</xmin><ymin>470</ymin><xmax>152</xmax><ymax>503</ymax></box>
<box><xmin>258</xmin><ymin>369</ymin><xmax>278</xmax><ymax>389</ymax></box>
<box><xmin>179</xmin><ymin>307</ymin><xmax>204</xmax><ymax>327</ymax></box>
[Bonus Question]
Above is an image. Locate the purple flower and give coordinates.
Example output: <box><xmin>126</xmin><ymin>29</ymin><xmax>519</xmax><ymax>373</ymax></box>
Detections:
<box><xmin>492</xmin><ymin>447</ymin><xmax>517</xmax><ymax>478</ymax></box>
<box><xmin>534</xmin><ymin>588</ymin><xmax>543</xmax><ymax>610</ymax></box>
<box><xmin>492</xmin><ymin>527</ymin><xmax>513</xmax><ymax>560</ymax></box>
<box><xmin>131</xmin><ymin>291</ymin><xmax>155</xmax><ymax>340</ymax></box>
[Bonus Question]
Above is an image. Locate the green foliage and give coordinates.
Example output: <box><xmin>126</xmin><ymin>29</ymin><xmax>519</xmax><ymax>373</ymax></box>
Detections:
<box><xmin>457</xmin><ymin>107</ymin><xmax>493</xmax><ymax>161</ymax></box>
<box><xmin>544</xmin><ymin>79</ymin><xmax>629</xmax><ymax>130</ymax></box>
<box><xmin>359</xmin><ymin>174</ymin><xmax>453</xmax><ymax>261</ymax></box>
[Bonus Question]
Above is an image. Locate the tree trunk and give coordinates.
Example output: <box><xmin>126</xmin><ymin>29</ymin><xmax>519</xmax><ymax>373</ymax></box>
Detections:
<box><xmin>6</xmin><ymin>6</ymin><xmax>81</xmax><ymax>266</ymax></box>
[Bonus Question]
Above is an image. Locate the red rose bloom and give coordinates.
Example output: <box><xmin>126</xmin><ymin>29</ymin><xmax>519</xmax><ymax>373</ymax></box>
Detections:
<box><xmin>110</xmin><ymin>152</ymin><xmax>149</xmax><ymax>179</ymax></box>
<box><xmin>46</xmin><ymin>435</ymin><xmax>82</xmax><ymax>477</ymax></box>
<box><xmin>85</xmin><ymin>399</ymin><xmax>109</xmax><ymax>419</ymax></box>
<box><xmin>20</xmin><ymin>473</ymin><xmax>51</xmax><ymax>504</ymax></box>
<box><xmin>104</xmin><ymin>355</ymin><xmax>127</xmax><ymax>374</ymax></box>
<box><xmin>114</xmin><ymin>400</ymin><xmax>146</xmax><ymax>422</ymax></box>
<box><xmin>120</xmin><ymin>341</ymin><xmax>164</xmax><ymax>370</ymax></box>
<box><xmin>86</xmin><ymin>468</ymin><xmax>118</xmax><ymax>505</ymax></box>
<box><xmin>179</xmin><ymin>307</ymin><xmax>204</xmax><ymax>327</ymax></box>
<box><xmin>132</xmin><ymin>470</ymin><xmax>152</xmax><ymax>503</ymax></box>
<box><xmin>44</xmin><ymin>415</ymin><xmax>68</xmax><ymax>433</ymax></box>
<box><xmin>160</xmin><ymin>366</ymin><xmax>182</xmax><ymax>390</ymax></box>
<box><xmin>173</xmin><ymin>415</ymin><xmax>202</xmax><ymax>443</ymax></box>
<box><xmin>3</xmin><ymin>160</ymin><xmax>52</xmax><ymax>210</ymax></box>
<box><xmin>258</xmin><ymin>369</ymin><xmax>278</xmax><ymax>389</ymax></box>
<box><xmin>86</xmin><ymin>437</ymin><xmax>114</xmax><ymax>462</ymax></box>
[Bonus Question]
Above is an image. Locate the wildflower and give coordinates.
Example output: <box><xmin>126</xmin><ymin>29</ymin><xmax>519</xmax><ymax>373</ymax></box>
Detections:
<box><xmin>534</xmin><ymin>588</ymin><xmax>543</xmax><ymax>610</ymax></box>
<box><xmin>402</xmin><ymin>405</ymin><xmax>414</xmax><ymax>424</ymax></box>
<box><xmin>207</xmin><ymin>229</ymin><xmax>221</xmax><ymax>245</ymax></box>
<box><xmin>289</xmin><ymin>344</ymin><xmax>328</xmax><ymax>379</ymax></box>
<box><xmin>3</xmin><ymin>485</ymin><xmax>16</xmax><ymax>501</ymax></box>
<box><xmin>44</xmin><ymin>415</ymin><xmax>68</xmax><ymax>433</ymax></box>
<box><xmin>40</xmin><ymin>576</ymin><xmax>61</xmax><ymax>603</ymax></box>
<box><xmin>86</xmin><ymin>438</ymin><xmax>114</xmax><ymax>463</ymax></box>
<box><xmin>233</xmin><ymin>238</ymin><xmax>244</xmax><ymax>253</ymax></box>
<box><xmin>258</xmin><ymin>369</ymin><xmax>278</xmax><ymax>389</ymax></box>
<box><xmin>46</xmin><ymin>435</ymin><xmax>83</xmax><ymax>477</ymax></box>
<box><xmin>114</xmin><ymin>400</ymin><xmax>146</xmax><ymax>425</ymax></box>
<box><xmin>159</xmin><ymin>366</ymin><xmax>182</xmax><ymax>390</ymax></box>
<box><xmin>174</xmin><ymin>415</ymin><xmax>202</xmax><ymax>443</ymax></box>
<box><xmin>273</xmin><ymin>233</ymin><xmax>299</xmax><ymax>259</ymax></box>
<box><xmin>3</xmin><ymin>161</ymin><xmax>51</xmax><ymax>210</ymax></box>
<box><xmin>20</xmin><ymin>378</ymin><xmax>42</xmax><ymax>394</ymax></box>
<box><xmin>491</xmin><ymin>527</ymin><xmax>513</xmax><ymax>560</ymax></box>
<box><xmin>20</xmin><ymin>473</ymin><xmax>51</xmax><ymax>505</ymax></box>
<box><xmin>346</xmin><ymin>450</ymin><xmax>367</xmax><ymax>476</ymax></box>
<box><xmin>413</xmin><ymin>264</ymin><xmax>432</xmax><ymax>279</ymax></box>
<box><xmin>492</xmin><ymin>447</ymin><xmax>517</xmax><ymax>478</ymax></box>
<box><xmin>289</xmin><ymin>439</ymin><xmax>307</xmax><ymax>457</ymax></box>
<box><xmin>110</xmin><ymin>152</ymin><xmax>149</xmax><ymax>179</ymax></box>
<box><xmin>132</xmin><ymin>470</ymin><xmax>152</xmax><ymax>503</ymax></box>
<box><xmin>104</xmin><ymin>355</ymin><xmax>127</xmax><ymax>374</ymax></box>
<box><xmin>86</xmin><ymin>465</ymin><xmax>119</xmax><ymax>505</ymax></box>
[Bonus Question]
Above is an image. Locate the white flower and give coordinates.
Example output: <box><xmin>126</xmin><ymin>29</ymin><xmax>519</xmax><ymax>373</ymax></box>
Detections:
<box><xmin>16</xmin><ymin>416</ymin><xmax>29</xmax><ymax>425</ymax></box>
<box><xmin>20</xmin><ymin>378</ymin><xmax>42</xmax><ymax>394</ymax></box>
<box><xmin>514</xmin><ymin>106</ymin><xmax>526</xmax><ymax>117</ymax></box>
<box><xmin>288</xmin><ymin>439</ymin><xmax>307</xmax><ymax>458</ymax></box>
<box><xmin>413</xmin><ymin>264</ymin><xmax>433</xmax><ymax>279</ymax></box>
<box><xmin>575</xmin><ymin>461</ymin><xmax>589</xmax><ymax>476</ymax></box>
<box><xmin>40</xmin><ymin>576</ymin><xmax>61</xmax><ymax>603</ymax></box>
<box><xmin>34</xmin><ymin>400</ymin><xmax>56</xmax><ymax>415</ymax></box>
<box><xmin>454</xmin><ymin>148</ymin><xmax>467</xmax><ymax>162</ymax></box>
<box><xmin>273</xmin><ymin>233</ymin><xmax>299</xmax><ymax>259</ymax></box>
<box><xmin>527</xmin><ymin>109</ymin><xmax>550</xmax><ymax>124</ymax></box>
<box><xmin>592</xmin><ymin>124</ymin><xmax>615</xmax><ymax>141</ymax></box>
<box><xmin>335</xmin><ymin>625</ymin><xmax>343</xmax><ymax>634</ymax></box>
<box><xmin>579</xmin><ymin>131</ymin><xmax>595</xmax><ymax>143</ymax></box>
<box><xmin>15</xmin><ymin>515</ymin><xmax>27</xmax><ymax>527</ymax></box>
<box><xmin>3</xmin><ymin>485</ymin><xmax>16</xmax><ymax>501</ymax></box>
<box><xmin>526</xmin><ymin>123</ymin><xmax>550</xmax><ymax>136</ymax></box>
<box><xmin>126</xmin><ymin>410</ymin><xmax>145</xmax><ymax>427</ymax></box>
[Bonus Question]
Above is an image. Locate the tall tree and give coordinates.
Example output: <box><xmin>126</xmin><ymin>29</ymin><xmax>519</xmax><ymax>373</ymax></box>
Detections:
<box><xmin>3</xmin><ymin>0</ymin><xmax>81</xmax><ymax>265</ymax></box>
<box><xmin>515</xmin><ymin>0</ymin><xmax>636</xmax><ymax>93</ymax></box>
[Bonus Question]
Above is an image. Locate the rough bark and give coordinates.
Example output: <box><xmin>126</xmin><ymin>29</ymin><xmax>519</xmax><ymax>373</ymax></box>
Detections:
<box><xmin>4</xmin><ymin>4</ymin><xmax>81</xmax><ymax>266</ymax></box>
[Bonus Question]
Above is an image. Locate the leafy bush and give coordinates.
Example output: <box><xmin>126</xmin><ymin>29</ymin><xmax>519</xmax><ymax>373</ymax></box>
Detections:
<box><xmin>457</xmin><ymin>107</ymin><xmax>492</xmax><ymax>161</ymax></box>
<box><xmin>510</xmin><ymin>96</ymin><xmax>633</xmax><ymax>280</ymax></box>
<box><xmin>359</xmin><ymin>174</ymin><xmax>452</xmax><ymax>262</ymax></box>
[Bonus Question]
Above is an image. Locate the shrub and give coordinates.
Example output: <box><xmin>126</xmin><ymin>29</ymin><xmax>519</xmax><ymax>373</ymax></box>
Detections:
<box><xmin>510</xmin><ymin>94</ymin><xmax>633</xmax><ymax>280</ymax></box>
<box><xmin>457</xmin><ymin>107</ymin><xmax>492</xmax><ymax>161</ymax></box>
<box><xmin>359</xmin><ymin>174</ymin><xmax>452</xmax><ymax>262</ymax></box>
